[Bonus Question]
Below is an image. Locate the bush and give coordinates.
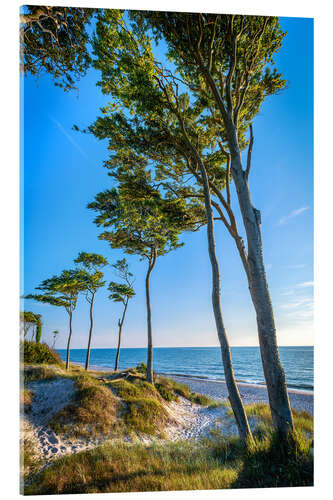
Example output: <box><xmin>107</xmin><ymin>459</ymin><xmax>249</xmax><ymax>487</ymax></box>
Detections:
<box><xmin>21</xmin><ymin>340</ymin><xmax>63</xmax><ymax>365</ymax></box>
<box><xmin>50</xmin><ymin>374</ymin><xmax>118</xmax><ymax>438</ymax></box>
<box><xmin>135</xmin><ymin>362</ymin><xmax>147</xmax><ymax>376</ymax></box>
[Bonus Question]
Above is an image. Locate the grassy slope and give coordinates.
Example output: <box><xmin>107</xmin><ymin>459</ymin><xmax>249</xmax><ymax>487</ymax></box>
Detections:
<box><xmin>25</xmin><ymin>407</ymin><xmax>313</xmax><ymax>494</ymax></box>
<box><xmin>21</xmin><ymin>349</ymin><xmax>313</xmax><ymax>494</ymax></box>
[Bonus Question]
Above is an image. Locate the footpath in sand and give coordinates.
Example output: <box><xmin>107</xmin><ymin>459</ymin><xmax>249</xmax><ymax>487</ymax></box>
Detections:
<box><xmin>23</xmin><ymin>376</ymin><xmax>240</xmax><ymax>464</ymax></box>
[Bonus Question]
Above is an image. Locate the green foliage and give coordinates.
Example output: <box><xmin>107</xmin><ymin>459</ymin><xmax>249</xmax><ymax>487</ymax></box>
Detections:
<box><xmin>74</xmin><ymin>251</ymin><xmax>108</xmax><ymax>272</ymax></box>
<box><xmin>108</xmin><ymin>282</ymin><xmax>135</xmax><ymax>303</ymax></box>
<box><xmin>137</xmin><ymin>12</ymin><xmax>286</xmax><ymax>137</ymax></box>
<box><xmin>20</xmin><ymin>311</ymin><xmax>41</xmax><ymax>339</ymax></box>
<box><xmin>135</xmin><ymin>362</ymin><xmax>147</xmax><ymax>376</ymax></box>
<box><xmin>88</xmin><ymin>172</ymin><xmax>193</xmax><ymax>263</ymax></box>
<box><xmin>21</xmin><ymin>340</ymin><xmax>63</xmax><ymax>366</ymax></box>
<box><xmin>20</xmin><ymin>6</ymin><xmax>95</xmax><ymax>90</ymax></box>
<box><xmin>25</xmin><ymin>268</ymin><xmax>88</xmax><ymax>314</ymax></box>
<box><xmin>74</xmin><ymin>252</ymin><xmax>108</xmax><ymax>300</ymax></box>
<box><xmin>108</xmin><ymin>258</ymin><xmax>135</xmax><ymax>304</ymax></box>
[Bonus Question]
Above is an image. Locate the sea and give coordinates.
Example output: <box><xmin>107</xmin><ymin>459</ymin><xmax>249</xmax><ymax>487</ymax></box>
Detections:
<box><xmin>57</xmin><ymin>346</ymin><xmax>314</xmax><ymax>392</ymax></box>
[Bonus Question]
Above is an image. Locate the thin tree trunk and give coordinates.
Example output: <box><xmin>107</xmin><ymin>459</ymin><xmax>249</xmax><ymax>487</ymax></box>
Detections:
<box><xmin>85</xmin><ymin>294</ymin><xmax>95</xmax><ymax>371</ymax></box>
<box><xmin>146</xmin><ymin>250</ymin><xmax>156</xmax><ymax>384</ymax></box>
<box><xmin>197</xmin><ymin>156</ymin><xmax>253</xmax><ymax>442</ymax></box>
<box><xmin>114</xmin><ymin>298</ymin><xmax>129</xmax><ymax>371</ymax></box>
<box><xmin>230</xmin><ymin>151</ymin><xmax>294</xmax><ymax>435</ymax></box>
<box><xmin>177</xmin><ymin>119</ymin><xmax>253</xmax><ymax>442</ymax></box>
<box><xmin>66</xmin><ymin>311</ymin><xmax>73</xmax><ymax>371</ymax></box>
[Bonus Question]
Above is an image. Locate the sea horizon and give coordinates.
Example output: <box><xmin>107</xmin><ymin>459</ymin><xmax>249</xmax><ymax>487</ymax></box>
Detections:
<box><xmin>57</xmin><ymin>346</ymin><xmax>314</xmax><ymax>392</ymax></box>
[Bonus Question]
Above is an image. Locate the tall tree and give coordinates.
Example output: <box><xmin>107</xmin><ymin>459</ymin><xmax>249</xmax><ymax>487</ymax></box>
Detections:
<box><xmin>25</xmin><ymin>269</ymin><xmax>86</xmax><ymax>369</ymax></box>
<box><xmin>135</xmin><ymin>11</ymin><xmax>294</xmax><ymax>436</ymax></box>
<box><xmin>20</xmin><ymin>5</ymin><xmax>95</xmax><ymax>91</ymax></box>
<box><xmin>74</xmin><ymin>252</ymin><xmax>108</xmax><ymax>370</ymax></box>
<box><xmin>88</xmin><ymin>11</ymin><xmax>253</xmax><ymax>441</ymax></box>
<box><xmin>108</xmin><ymin>259</ymin><xmax>135</xmax><ymax>371</ymax></box>
<box><xmin>88</xmin><ymin>172</ymin><xmax>200</xmax><ymax>383</ymax></box>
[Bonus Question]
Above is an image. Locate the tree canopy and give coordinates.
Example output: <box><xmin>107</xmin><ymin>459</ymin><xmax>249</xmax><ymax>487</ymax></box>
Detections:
<box><xmin>88</xmin><ymin>170</ymin><xmax>201</xmax><ymax>261</ymax></box>
<box><xmin>20</xmin><ymin>5</ymin><xmax>95</xmax><ymax>90</ymax></box>
<box><xmin>108</xmin><ymin>259</ymin><xmax>135</xmax><ymax>304</ymax></box>
<box><xmin>74</xmin><ymin>252</ymin><xmax>108</xmax><ymax>301</ymax></box>
<box><xmin>25</xmin><ymin>269</ymin><xmax>87</xmax><ymax>313</ymax></box>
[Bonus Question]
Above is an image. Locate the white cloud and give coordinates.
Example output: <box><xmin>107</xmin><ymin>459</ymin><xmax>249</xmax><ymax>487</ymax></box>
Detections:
<box><xmin>296</xmin><ymin>281</ymin><xmax>314</xmax><ymax>288</ymax></box>
<box><xmin>278</xmin><ymin>206</ymin><xmax>310</xmax><ymax>226</ymax></box>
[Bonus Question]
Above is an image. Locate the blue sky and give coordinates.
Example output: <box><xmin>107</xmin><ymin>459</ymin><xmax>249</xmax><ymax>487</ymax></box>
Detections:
<box><xmin>21</xmin><ymin>14</ymin><xmax>313</xmax><ymax>349</ymax></box>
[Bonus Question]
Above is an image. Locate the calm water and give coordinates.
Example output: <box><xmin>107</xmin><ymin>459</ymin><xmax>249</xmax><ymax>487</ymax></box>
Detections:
<box><xmin>57</xmin><ymin>346</ymin><xmax>313</xmax><ymax>391</ymax></box>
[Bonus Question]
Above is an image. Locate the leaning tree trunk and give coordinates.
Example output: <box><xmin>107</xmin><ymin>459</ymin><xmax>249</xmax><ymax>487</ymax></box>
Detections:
<box><xmin>145</xmin><ymin>250</ymin><xmax>156</xmax><ymax>384</ymax></box>
<box><xmin>85</xmin><ymin>294</ymin><xmax>95</xmax><ymax>371</ymax></box>
<box><xmin>114</xmin><ymin>298</ymin><xmax>129</xmax><ymax>371</ymax></box>
<box><xmin>66</xmin><ymin>311</ymin><xmax>73</xmax><ymax>371</ymax></box>
<box><xmin>179</xmin><ymin>120</ymin><xmax>253</xmax><ymax>442</ymax></box>
<box><xmin>197</xmin><ymin>157</ymin><xmax>253</xmax><ymax>442</ymax></box>
<box><xmin>230</xmin><ymin>149</ymin><xmax>294</xmax><ymax>435</ymax></box>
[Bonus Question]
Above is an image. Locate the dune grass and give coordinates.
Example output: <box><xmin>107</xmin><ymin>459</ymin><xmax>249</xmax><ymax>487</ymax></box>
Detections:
<box><xmin>155</xmin><ymin>374</ymin><xmax>221</xmax><ymax>407</ymax></box>
<box><xmin>24</xmin><ymin>422</ymin><xmax>313</xmax><ymax>495</ymax></box>
<box><xmin>21</xmin><ymin>433</ymin><xmax>42</xmax><ymax>482</ymax></box>
<box><xmin>21</xmin><ymin>388</ymin><xmax>33</xmax><ymax>408</ymax></box>
<box><xmin>49</xmin><ymin>374</ymin><xmax>119</xmax><ymax>439</ymax></box>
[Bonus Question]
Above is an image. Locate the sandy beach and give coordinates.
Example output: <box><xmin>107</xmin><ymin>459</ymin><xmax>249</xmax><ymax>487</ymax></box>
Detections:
<box><xmin>162</xmin><ymin>374</ymin><xmax>314</xmax><ymax>415</ymax></box>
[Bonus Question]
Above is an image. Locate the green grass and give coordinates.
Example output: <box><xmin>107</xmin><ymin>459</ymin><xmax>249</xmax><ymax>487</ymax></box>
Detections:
<box><xmin>23</xmin><ymin>364</ymin><xmax>66</xmax><ymax>383</ymax></box>
<box><xmin>226</xmin><ymin>401</ymin><xmax>314</xmax><ymax>438</ymax></box>
<box><xmin>155</xmin><ymin>375</ymin><xmax>221</xmax><ymax>407</ymax></box>
<box><xmin>24</xmin><ymin>425</ymin><xmax>313</xmax><ymax>495</ymax></box>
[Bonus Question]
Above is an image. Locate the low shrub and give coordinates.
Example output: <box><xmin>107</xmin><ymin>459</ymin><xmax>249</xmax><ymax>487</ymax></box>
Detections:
<box><xmin>135</xmin><ymin>362</ymin><xmax>148</xmax><ymax>376</ymax></box>
<box><xmin>21</xmin><ymin>340</ymin><xmax>63</xmax><ymax>366</ymax></box>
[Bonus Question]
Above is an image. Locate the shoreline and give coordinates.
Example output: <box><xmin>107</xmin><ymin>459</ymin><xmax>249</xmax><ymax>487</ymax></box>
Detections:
<box><xmin>69</xmin><ymin>361</ymin><xmax>314</xmax><ymax>396</ymax></box>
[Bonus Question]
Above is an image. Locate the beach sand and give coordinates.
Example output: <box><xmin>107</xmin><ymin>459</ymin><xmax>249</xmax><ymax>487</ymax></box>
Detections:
<box><xmin>163</xmin><ymin>374</ymin><xmax>314</xmax><ymax>415</ymax></box>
